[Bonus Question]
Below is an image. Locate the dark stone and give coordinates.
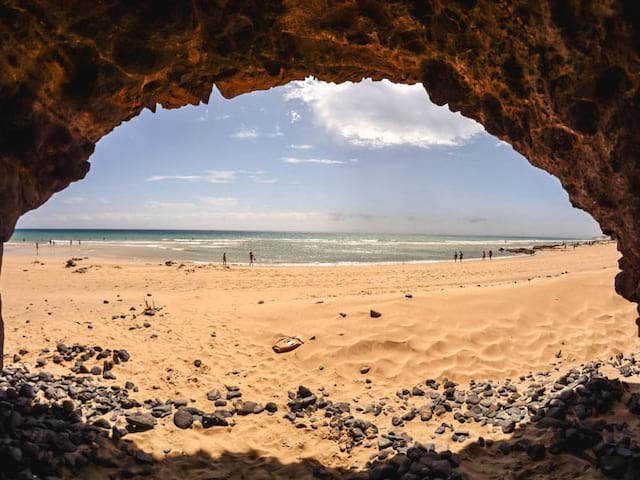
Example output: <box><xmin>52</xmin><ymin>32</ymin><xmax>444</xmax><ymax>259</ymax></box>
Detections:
<box><xmin>126</xmin><ymin>412</ymin><xmax>157</xmax><ymax>431</ymax></box>
<box><xmin>236</xmin><ymin>401</ymin><xmax>258</xmax><ymax>416</ymax></box>
<box><xmin>527</xmin><ymin>443</ymin><xmax>546</xmax><ymax>461</ymax></box>
<box><xmin>226</xmin><ymin>391</ymin><xmax>242</xmax><ymax>400</ymax></box>
<box><xmin>202</xmin><ymin>413</ymin><xmax>229</xmax><ymax>428</ymax></box>
<box><xmin>501</xmin><ymin>419</ymin><xmax>516</xmax><ymax>434</ymax></box>
<box><xmin>598</xmin><ymin>453</ymin><xmax>627</xmax><ymax>477</ymax></box>
<box><xmin>206</xmin><ymin>389</ymin><xmax>221</xmax><ymax>401</ymax></box>
<box><xmin>173</xmin><ymin>409</ymin><xmax>194</xmax><ymax>429</ymax></box>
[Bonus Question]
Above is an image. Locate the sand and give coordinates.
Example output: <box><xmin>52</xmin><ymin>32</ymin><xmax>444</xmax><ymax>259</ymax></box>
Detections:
<box><xmin>2</xmin><ymin>241</ymin><xmax>639</xmax><ymax>479</ymax></box>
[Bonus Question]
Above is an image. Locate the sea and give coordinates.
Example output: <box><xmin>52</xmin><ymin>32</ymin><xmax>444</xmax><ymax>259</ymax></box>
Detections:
<box><xmin>6</xmin><ymin>229</ymin><xmax>587</xmax><ymax>265</ymax></box>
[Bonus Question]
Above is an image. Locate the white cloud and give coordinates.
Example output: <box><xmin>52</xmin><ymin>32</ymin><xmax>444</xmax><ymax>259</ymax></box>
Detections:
<box><xmin>288</xmin><ymin>110</ymin><xmax>301</xmax><ymax>123</ymax></box>
<box><xmin>197</xmin><ymin>108</ymin><xmax>209</xmax><ymax>121</ymax></box>
<box><xmin>145</xmin><ymin>170</ymin><xmax>278</xmax><ymax>185</ymax></box>
<box><xmin>266</xmin><ymin>124</ymin><xmax>285</xmax><ymax>138</ymax></box>
<box><xmin>200</xmin><ymin>196</ymin><xmax>239</xmax><ymax>207</ymax></box>
<box><xmin>250</xmin><ymin>176</ymin><xmax>279</xmax><ymax>184</ymax></box>
<box><xmin>288</xmin><ymin>144</ymin><xmax>313</xmax><ymax>150</ymax></box>
<box><xmin>145</xmin><ymin>201</ymin><xmax>196</xmax><ymax>210</ymax></box>
<box><xmin>61</xmin><ymin>196</ymin><xmax>87</xmax><ymax>205</ymax></box>
<box><xmin>284</xmin><ymin>77</ymin><xmax>483</xmax><ymax>148</ymax></box>
<box><xmin>237</xmin><ymin>170</ymin><xmax>278</xmax><ymax>184</ymax></box>
<box><xmin>21</xmin><ymin>209</ymin><xmax>332</xmax><ymax>231</ymax></box>
<box><xmin>282</xmin><ymin>157</ymin><xmax>347</xmax><ymax>165</ymax></box>
<box><xmin>215</xmin><ymin>114</ymin><xmax>231</xmax><ymax>120</ymax></box>
<box><xmin>231</xmin><ymin>127</ymin><xmax>258</xmax><ymax>139</ymax></box>
<box><xmin>146</xmin><ymin>175</ymin><xmax>202</xmax><ymax>182</ymax></box>
<box><xmin>145</xmin><ymin>170</ymin><xmax>236</xmax><ymax>184</ymax></box>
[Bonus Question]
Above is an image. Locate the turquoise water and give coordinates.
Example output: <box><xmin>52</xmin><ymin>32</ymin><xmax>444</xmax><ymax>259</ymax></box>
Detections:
<box><xmin>8</xmin><ymin>229</ymin><xmax>584</xmax><ymax>265</ymax></box>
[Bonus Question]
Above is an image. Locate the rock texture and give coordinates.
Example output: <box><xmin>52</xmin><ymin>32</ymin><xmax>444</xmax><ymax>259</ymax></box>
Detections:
<box><xmin>0</xmin><ymin>1</ymin><xmax>639</xmax><ymax>321</ymax></box>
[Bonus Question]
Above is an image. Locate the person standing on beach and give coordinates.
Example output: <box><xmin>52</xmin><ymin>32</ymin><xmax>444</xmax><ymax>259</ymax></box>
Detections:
<box><xmin>249</xmin><ymin>251</ymin><xmax>255</xmax><ymax>266</ymax></box>
<box><xmin>454</xmin><ymin>252</ymin><xmax>458</xmax><ymax>262</ymax></box>
<box><xmin>223</xmin><ymin>252</ymin><xmax>227</xmax><ymax>266</ymax></box>
<box><xmin>489</xmin><ymin>250</ymin><xmax>493</xmax><ymax>260</ymax></box>
<box><xmin>459</xmin><ymin>251</ymin><xmax>463</xmax><ymax>262</ymax></box>
<box><xmin>482</xmin><ymin>250</ymin><xmax>486</xmax><ymax>260</ymax></box>
<box><xmin>36</xmin><ymin>242</ymin><xmax>39</xmax><ymax>256</ymax></box>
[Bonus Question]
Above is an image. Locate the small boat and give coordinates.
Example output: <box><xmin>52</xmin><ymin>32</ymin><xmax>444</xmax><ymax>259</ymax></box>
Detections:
<box><xmin>272</xmin><ymin>336</ymin><xmax>304</xmax><ymax>353</ymax></box>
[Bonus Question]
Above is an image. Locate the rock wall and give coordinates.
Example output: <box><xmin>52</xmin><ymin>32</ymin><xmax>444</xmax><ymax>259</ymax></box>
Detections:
<box><xmin>0</xmin><ymin>0</ymin><xmax>639</xmax><ymax>319</ymax></box>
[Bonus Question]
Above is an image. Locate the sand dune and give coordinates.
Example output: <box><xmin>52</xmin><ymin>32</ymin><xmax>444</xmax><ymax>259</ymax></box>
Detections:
<box><xmin>1</xmin><ymin>242</ymin><xmax>639</xmax><ymax>478</ymax></box>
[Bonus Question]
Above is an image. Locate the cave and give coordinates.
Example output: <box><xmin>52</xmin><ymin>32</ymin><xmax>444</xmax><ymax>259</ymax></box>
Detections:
<box><xmin>0</xmin><ymin>0</ymin><xmax>639</xmax><ymax>365</ymax></box>
<box><xmin>2</xmin><ymin>2</ymin><xmax>640</xmax><ymax>478</ymax></box>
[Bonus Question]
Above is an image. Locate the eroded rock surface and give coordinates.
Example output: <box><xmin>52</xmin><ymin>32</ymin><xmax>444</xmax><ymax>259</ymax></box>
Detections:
<box><xmin>0</xmin><ymin>1</ymin><xmax>639</xmax><ymax>316</ymax></box>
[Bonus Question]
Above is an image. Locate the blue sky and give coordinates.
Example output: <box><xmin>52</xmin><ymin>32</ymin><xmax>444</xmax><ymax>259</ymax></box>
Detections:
<box><xmin>18</xmin><ymin>78</ymin><xmax>600</xmax><ymax>237</ymax></box>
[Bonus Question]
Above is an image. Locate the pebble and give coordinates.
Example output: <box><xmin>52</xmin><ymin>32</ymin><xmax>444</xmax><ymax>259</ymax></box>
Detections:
<box><xmin>173</xmin><ymin>409</ymin><xmax>194</xmax><ymax>429</ymax></box>
<box><xmin>206</xmin><ymin>389</ymin><xmax>221</xmax><ymax>401</ymax></box>
<box><xmin>2</xmin><ymin>342</ymin><xmax>639</xmax><ymax>479</ymax></box>
<box><xmin>226</xmin><ymin>390</ymin><xmax>242</xmax><ymax>400</ymax></box>
<box><xmin>236</xmin><ymin>401</ymin><xmax>258</xmax><ymax>416</ymax></box>
<box><xmin>126</xmin><ymin>412</ymin><xmax>157</xmax><ymax>431</ymax></box>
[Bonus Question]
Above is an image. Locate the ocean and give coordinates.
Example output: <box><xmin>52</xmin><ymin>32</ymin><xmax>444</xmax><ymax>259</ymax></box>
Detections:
<box><xmin>6</xmin><ymin>229</ymin><xmax>586</xmax><ymax>265</ymax></box>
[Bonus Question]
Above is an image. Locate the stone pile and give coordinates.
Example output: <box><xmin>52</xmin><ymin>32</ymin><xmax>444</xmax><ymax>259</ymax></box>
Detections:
<box><xmin>4</xmin><ymin>346</ymin><xmax>640</xmax><ymax>479</ymax></box>
<box><xmin>30</xmin><ymin>342</ymin><xmax>131</xmax><ymax>381</ymax></box>
<box><xmin>0</xmin><ymin>366</ymin><xmax>151</xmax><ymax>479</ymax></box>
<box><xmin>611</xmin><ymin>352</ymin><xmax>640</xmax><ymax>378</ymax></box>
<box><xmin>280</xmin><ymin>359</ymin><xmax>640</xmax><ymax>479</ymax></box>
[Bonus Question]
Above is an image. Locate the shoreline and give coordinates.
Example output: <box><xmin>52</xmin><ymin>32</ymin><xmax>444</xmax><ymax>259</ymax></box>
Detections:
<box><xmin>3</xmin><ymin>240</ymin><xmax>610</xmax><ymax>269</ymax></box>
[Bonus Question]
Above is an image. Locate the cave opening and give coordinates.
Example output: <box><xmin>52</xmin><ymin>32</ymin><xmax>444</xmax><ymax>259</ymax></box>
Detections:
<box><xmin>4</xmin><ymin>77</ymin><xmax>627</xmax><ymax>382</ymax></box>
<box><xmin>2</xmin><ymin>1</ymin><xmax>640</xmax><ymax>477</ymax></box>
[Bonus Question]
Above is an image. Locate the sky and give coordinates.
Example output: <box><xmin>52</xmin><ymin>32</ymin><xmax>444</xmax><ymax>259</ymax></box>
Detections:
<box><xmin>18</xmin><ymin>78</ymin><xmax>601</xmax><ymax>237</ymax></box>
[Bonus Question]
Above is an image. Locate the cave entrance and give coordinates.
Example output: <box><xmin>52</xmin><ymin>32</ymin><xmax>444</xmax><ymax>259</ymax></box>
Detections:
<box><xmin>4</xmin><ymin>77</ymin><xmax>630</xmax><ymax>383</ymax></box>
<box><xmin>2</xmin><ymin>77</ymin><xmax>638</xmax><ymax>478</ymax></box>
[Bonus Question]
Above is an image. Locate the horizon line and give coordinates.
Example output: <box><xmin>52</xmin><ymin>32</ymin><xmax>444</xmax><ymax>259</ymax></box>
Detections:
<box><xmin>11</xmin><ymin>227</ymin><xmax>602</xmax><ymax>241</ymax></box>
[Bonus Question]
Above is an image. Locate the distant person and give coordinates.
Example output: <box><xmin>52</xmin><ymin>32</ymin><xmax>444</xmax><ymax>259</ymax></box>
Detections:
<box><xmin>78</xmin><ymin>239</ymin><xmax>81</xmax><ymax>245</ymax></box>
<box><xmin>459</xmin><ymin>251</ymin><xmax>463</xmax><ymax>262</ymax></box>
<box><xmin>70</xmin><ymin>240</ymin><xmax>72</xmax><ymax>246</ymax></box>
<box><xmin>489</xmin><ymin>250</ymin><xmax>493</xmax><ymax>260</ymax></box>
<box><xmin>223</xmin><ymin>252</ymin><xmax>227</xmax><ymax>266</ymax></box>
<box><xmin>454</xmin><ymin>252</ymin><xmax>458</xmax><ymax>262</ymax></box>
<box><xmin>482</xmin><ymin>250</ymin><xmax>486</xmax><ymax>260</ymax></box>
<box><xmin>36</xmin><ymin>242</ymin><xmax>39</xmax><ymax>256</ymax></box>
<box><xmin>249</xmin><ymin>251</ymin><xmax>255</xmax><ymax>266</ymax></box>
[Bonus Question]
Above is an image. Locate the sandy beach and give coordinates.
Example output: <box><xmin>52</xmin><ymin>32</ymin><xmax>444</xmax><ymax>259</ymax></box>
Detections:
<box><xmin>2</xmin><ymin>242</ymin><xmax>639</xmax><ymax>479</ymax></box>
